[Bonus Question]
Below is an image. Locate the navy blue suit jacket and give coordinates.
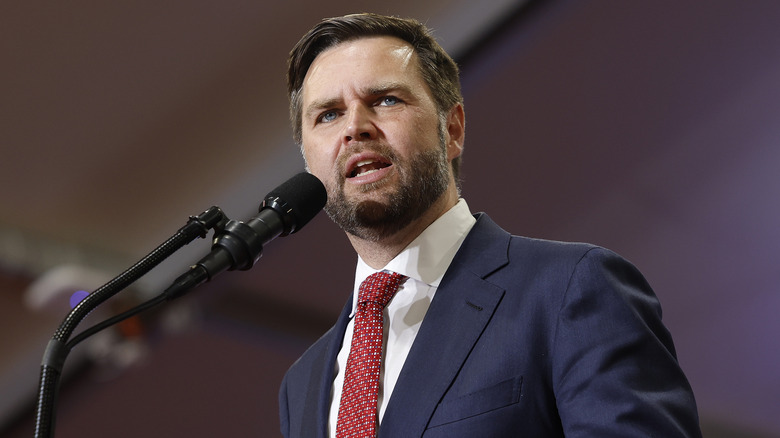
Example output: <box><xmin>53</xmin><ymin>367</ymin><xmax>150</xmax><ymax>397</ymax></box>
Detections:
<box><xmin>279</xmin><ymin>213</ymin><xmax>701</xmax><ymax>437</ymax></box>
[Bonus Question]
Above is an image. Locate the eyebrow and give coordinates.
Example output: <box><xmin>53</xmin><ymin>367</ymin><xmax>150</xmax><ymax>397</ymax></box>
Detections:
<box><xmin>365</xmin><ymin>81</ymin><xmax>412</xmax><ymax>98</ymax></box>
<box><xmin>305</xmin><ymin>97</ymin><xmax>341</xmax><ymax>120</ymax></box>
<box><xmin>304</xmin><ymin>81</ymin><xmax>414</xmax><ymax>119</ymax></box>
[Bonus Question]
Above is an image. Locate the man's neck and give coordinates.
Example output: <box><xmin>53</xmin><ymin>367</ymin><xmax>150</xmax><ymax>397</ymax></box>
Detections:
<box><xmin>347</xmin><ymin>190</ymin><xmax>459</xmax><ymax>269</ymax></box>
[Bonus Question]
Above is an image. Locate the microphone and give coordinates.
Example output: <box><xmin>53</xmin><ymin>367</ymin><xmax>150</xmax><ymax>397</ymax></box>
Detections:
<box><xmin>164</xmin><ymin>172</ymin><xmax>326</xmax><ymax>299</ymax></box>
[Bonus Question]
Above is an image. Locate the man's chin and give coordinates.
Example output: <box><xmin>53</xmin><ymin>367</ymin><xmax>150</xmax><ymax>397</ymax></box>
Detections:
<box><xmin>324</xmin><ymin>197</ymin><xmax>410</xmax><ymax>242</ymax></box>
<box><xmin>338</xmin><ymin>181</ymin><xmax>395</xmax><ymax>206</ymax></box>
<box><xmin>353</xmin><ymin>200</ymin><xmax>395</xmax><ymax>225</ymax></box>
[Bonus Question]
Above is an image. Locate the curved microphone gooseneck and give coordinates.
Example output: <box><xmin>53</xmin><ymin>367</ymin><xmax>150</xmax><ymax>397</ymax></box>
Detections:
<box><xmin>34</xmin><ymin>172</ymin><xmax>327</xmax><ymax>438</ymax></box>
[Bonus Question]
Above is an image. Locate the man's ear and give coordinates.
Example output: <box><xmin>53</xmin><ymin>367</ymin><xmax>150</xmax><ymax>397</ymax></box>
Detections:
<box><xmin>445</xmin><ymin>103</ymin><xmax>465</xmax><ymax>161</ymax></box>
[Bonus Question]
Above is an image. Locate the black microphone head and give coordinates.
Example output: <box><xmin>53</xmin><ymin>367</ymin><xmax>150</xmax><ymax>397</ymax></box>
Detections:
<box><xmin>261</xmin><ymin>172</ymin><xmax>327</xmax><ymax>235</ymax></box>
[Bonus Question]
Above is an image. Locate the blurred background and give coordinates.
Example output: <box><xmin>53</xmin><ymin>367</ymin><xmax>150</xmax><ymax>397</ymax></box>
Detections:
<box><xmin>1</xmin><ymin>1</ymin><xmax>778</xmax><ymax>436</ymax></box>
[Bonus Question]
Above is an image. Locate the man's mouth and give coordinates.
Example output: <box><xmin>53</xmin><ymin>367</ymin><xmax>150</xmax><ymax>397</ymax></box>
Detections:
<box><xmin>347</xmin><ymin>158</ymin><xmax>392</xmax><ymax>178</ymax></box>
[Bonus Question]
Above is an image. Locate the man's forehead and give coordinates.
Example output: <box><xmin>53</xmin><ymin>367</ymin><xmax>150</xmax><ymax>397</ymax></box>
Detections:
<box><xmin>304</xmin><ymin>37</ymin><xmax>417</xmax><ymax>83</ymax></box>
<box><xmin>301</xmin><ymin>36</ymin><xmax>423</xmax><ymax>104</ymax></box>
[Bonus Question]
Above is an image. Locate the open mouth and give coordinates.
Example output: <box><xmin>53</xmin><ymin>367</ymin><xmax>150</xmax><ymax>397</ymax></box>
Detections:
<box><xmin>347</xmin><ymin>158</ymin><xmax>392</xmax><ymax>178</ymax></box>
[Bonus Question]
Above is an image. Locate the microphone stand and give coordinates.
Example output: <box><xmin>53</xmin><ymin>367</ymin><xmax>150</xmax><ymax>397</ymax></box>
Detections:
<box><xmin>34</xmin><ymin>206</ymin><xmax>227</xmax><ymax>438</ymax></box>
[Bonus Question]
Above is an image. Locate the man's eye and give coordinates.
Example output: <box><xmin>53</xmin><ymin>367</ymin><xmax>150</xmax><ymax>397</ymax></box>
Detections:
<box><xmin>378</xmin><ymin>96</ymin><xmax>400</xmax><ymax>106</ymax></box>
<box><xmin>318</xmin><ymin>111</ymin><xmax>338</xmax><ymax>123</ymax></box>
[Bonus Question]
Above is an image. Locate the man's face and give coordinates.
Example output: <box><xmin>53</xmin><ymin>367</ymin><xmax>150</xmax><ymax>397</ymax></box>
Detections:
<box><xmin>300</xmin><ymin>36</ymin><xmax>461</xmax><ymax>241</ymax></box>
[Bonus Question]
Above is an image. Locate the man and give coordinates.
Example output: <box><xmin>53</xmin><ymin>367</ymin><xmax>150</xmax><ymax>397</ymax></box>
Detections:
<box><xmin>279</xmin><ymin>13</ymin><xmax>701</xmax><ymax>437</ymax></box>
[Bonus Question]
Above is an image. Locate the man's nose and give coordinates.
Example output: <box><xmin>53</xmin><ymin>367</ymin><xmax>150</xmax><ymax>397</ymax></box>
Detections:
<box><xmin>343</xmin><ymin>104</ymin><xmax>377</xmax><ymax>142</ymax></box>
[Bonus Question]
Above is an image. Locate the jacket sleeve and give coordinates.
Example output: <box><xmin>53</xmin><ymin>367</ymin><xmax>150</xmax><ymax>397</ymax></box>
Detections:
<box><xmin>551</xmin><ymin>247</ymin><xmax>701</xmax><ymax>437</ymax></box>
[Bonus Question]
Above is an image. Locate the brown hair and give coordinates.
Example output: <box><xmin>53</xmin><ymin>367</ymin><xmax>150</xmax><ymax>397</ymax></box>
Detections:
<box><xmin>287</xmin><ymin>13</ymin><xmax>463</xmax><ymax>176</ymax></box>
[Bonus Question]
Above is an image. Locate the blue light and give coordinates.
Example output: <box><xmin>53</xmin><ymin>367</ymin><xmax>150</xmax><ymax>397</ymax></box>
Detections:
<box><xmin>69</xmin><ymin>290</ymin><xmax>90</xmax><ymax>309</ymax></box>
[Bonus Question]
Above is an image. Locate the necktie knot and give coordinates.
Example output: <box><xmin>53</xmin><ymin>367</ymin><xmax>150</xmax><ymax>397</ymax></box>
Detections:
<box><xmin>357</xmin><ymin>271</ymin><xmax>406</xmax><ymax>308</ymax></box>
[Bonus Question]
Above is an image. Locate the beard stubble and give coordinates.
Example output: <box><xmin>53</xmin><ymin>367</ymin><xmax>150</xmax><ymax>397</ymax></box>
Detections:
<box><xmin>323</xmin><ymin>141</ymin><xmax>450</xmax><ymax>242</ymax></box>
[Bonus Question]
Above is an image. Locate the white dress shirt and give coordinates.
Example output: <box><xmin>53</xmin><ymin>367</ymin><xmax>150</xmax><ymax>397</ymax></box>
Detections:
<box><xmin>328</xmin><ymin>199</ymin><xmax>476</xmax><ymax>436</ymax></box>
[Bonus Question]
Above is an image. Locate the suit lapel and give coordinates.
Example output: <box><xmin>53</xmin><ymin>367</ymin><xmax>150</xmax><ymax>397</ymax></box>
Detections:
<box><xmin>301</xmin><ymin>296</ymin><xmax>353</xmax><ymax>438</ymax></box>
<box><xmin>379</xmin><ymin>214</ymin><xmax>510</xmax><ymax>436</ymax></box>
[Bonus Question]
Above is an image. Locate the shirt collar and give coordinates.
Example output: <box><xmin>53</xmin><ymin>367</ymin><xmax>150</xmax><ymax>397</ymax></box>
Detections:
<box><xmin>350</xmin><ymin>198</ymin><xmax>476</xmax><ymax>313</ymax></box>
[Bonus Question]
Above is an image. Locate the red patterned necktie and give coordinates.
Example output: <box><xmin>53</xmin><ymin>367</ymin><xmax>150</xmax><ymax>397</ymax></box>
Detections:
<box><xmin>336</xmin><ymin>271</ymin><xmax>406</xmax><ymax>438</ymax></box>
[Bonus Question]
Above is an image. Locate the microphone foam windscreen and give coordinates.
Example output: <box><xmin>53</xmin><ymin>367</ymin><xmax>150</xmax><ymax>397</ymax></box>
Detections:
<box><xmin>265</xmin><ymin>172</ymin><xmax>327</xmax><ymax>232</ymax></box>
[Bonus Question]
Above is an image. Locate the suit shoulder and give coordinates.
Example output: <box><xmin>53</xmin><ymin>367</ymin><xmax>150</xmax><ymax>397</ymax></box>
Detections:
<box><xmin>506</xmin><ymin>234</ymin><xmax>612</xmax><ymax>271</ymax></box>
<box><xmin>509</xmin><ymin>234</ymin><xmax>598</xmax><ymax>257</ymax></box>
<box><xmin>284</xmin><ymin>324</ymin><xmax>337</xmax><ymax>379</ymax></box>
<box><xmin>468</xmin><ymin>213</ymin><xmax>628</xmax><ymax>280</ymax></box>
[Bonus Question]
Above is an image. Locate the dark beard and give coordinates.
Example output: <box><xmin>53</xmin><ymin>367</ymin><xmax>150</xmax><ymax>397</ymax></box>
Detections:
<box><xmin>324</xmin><ymin>145</ymin><xmax>450</xmax><ymax>242</ymax></box>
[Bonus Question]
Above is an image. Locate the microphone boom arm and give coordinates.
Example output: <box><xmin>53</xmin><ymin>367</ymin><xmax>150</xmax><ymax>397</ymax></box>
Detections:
<box><xmin>34</xmin><ymin>206</ymin><xmax>228</xmax><ymax>438</ymax></box>
<box><xmin>33</xmin><ymin>171</ymin><xmax>326</xmax><ymax>437</ymax></box>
